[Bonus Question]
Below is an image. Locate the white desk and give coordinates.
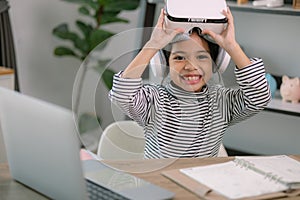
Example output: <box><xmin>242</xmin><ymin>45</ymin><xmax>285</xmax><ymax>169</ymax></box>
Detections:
<box><xmin>1</xmin><ymin>156</ymin><xmax>300</xmax><ymax>200</ymax></box>
<box><xmin>0</xmin><ymin>67</ymin><xmax>14</xmax><ymax>90</ymax></box>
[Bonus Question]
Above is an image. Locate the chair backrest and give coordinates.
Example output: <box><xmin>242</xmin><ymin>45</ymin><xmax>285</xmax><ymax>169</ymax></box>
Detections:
<box><xmin>217</xmin><ymin>143</ymin><xmax>228</xmax><ymax>157</ymax></box>
<box><xmin>97</xmin><ymin>120</ymin><xmax>227</xmax><ymax>159</ymax></box>
<box><xmin>97</xmin><ymin>120</ymin><xmax>145</xmax><ymax>160</ymax></box>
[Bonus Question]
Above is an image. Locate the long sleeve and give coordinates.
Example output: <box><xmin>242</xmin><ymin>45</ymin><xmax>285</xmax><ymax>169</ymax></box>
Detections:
<box><xmin>222</xmin><ymin>58</ymin><xmax>271</xmax><ymax>125</ymax></box>
<box><xmin>108</xmin><ymin>72</ymin><xmax>159</xmax><ymax>126</ymax></box>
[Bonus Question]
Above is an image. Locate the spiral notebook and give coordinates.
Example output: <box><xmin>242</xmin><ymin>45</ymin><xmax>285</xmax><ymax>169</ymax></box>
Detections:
<box><xmin>163</xmin><ymin>155</ymin><xmax>300</xmax><ymax>200</ymax></box>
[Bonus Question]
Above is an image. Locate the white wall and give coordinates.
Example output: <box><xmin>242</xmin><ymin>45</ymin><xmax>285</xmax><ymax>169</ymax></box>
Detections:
<box><xmin>0</xmin><ymin>0</ymin><xmax>145</xmax><ymax>157</ymax></box>
<box><xmin>230</xmin><ymin>11</ymin><xmax>300</xmax><ymax>78</ymax></box>
<box><xmin>9</xmin><ymin>0</ymin><xmax>144</xmax><ymax>109</ymax></box>
<box><xmin>222</xmin><ymin>11</ymin><xmax>300</xmax><ymax>155</ymax></box>
<box><xmin>9</xmin><ymin>0</ymin><xmax>79</xmax><ymax>108</ymax></box>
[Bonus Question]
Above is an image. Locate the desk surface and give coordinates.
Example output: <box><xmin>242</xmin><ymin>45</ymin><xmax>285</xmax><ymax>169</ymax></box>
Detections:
<box><xmin>0</xmin><ymin>67</ymin><xmax>14</xmax><ymax>75</ymax></box>
<box><xmin>1</xmin><ymin>156</ymin><xmax>300</xmax><ymax>200</ymax></box>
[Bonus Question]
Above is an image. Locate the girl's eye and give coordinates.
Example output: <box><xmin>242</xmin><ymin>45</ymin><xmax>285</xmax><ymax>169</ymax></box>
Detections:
<box><xmin>173</xmin><ymin>56</ymin><xmax>185</xmax><ymax>61</ymax></box>
<box><xmin>197</xmin><ymin>55</ymin><xmax>209</xmax><ymax>60</ymax></box>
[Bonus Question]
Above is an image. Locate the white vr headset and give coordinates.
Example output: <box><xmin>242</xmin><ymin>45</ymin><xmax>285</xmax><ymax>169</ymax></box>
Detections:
<box><xmin>151</xmin><ymin>0</ymin><xmax>231</xmax><ymax>77</ymax></box>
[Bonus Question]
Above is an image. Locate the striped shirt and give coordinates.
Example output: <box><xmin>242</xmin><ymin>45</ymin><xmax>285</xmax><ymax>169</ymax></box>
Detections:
<box><xmin>109</xmin><ymin>58</ymin><xmax>271</xmax><ymax>159</ymax></box>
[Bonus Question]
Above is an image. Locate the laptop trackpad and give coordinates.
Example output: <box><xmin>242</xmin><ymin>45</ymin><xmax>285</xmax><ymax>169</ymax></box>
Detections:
<box><xmin>82</xmin><ymin>159</ymin><xmax>174</xmax><ymax>200</ymax></box>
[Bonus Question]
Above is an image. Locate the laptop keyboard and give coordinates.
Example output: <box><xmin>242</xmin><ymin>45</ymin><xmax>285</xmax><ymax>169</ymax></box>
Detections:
<box><xmin>86</xmin><ymin>179</ymin><xmax>130</xmax><ymax>200</ymax></box>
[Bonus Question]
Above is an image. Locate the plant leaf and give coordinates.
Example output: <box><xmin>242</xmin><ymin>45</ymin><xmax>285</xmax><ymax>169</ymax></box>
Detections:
<box><xmin>87</xmin><ymin>0</ymin><xmax>99</xmax><ymax>10</ymax></box>
<box><xmin>54</xmin><ymin>46</ymin><xmax>76</xmax><ymax>56</ymax></box>
<box><xmin>102</xmin><ymin>68</ymin><xmax>115</xmax><ymax>90</ymax></box>
<box><xmin>92</xmin><ymin>60</ymin><xmax>115</xmax><ymax>90</ymax></box>
<box><xmin>76</xmin><ymin>20</ymin><xmax>93</xmax><ymax>39</ymax></box>
<box><xmin>74</xmin><ymin>38</ymin><xmax>90</xmax><ymax>56</ymax></box>
<box><xmin>53</xmin><ymin>23</ymin><xmax>79</xmax><ymax>41</ymax></box>
<box><xmin>78</xmin><ymin>112</ymin><xmax>101</xmax><ymax>134</ymax></box>
<box><xmin>89</xmin><ymin>29</ymin><xmax>114</xmax><ymax>50</ymax></box>
<box><xmin>92</xmin><ymin>59</ymin><xmax>111</xmax><ymax>74</ymax></box>
<box><xmin>78</xmin><ymin>6</ymin><xmax>90</xmax><ymax>16</ymax></box>
<box><xmin>105</xmin><ymin>0</ymin><xmax>140</xmax><ymax>12</ymax></box>
<box><xmin>101</xmin><ymin>16</ymin><xmax>129</xmax><ymax>25</ymax></box>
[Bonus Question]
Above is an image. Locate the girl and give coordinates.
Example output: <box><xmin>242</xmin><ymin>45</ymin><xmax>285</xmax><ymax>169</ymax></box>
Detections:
<box><xmin>109</xmin><ymin>8</ymin><xmax>270</xmax><ymax>158</ymax></box>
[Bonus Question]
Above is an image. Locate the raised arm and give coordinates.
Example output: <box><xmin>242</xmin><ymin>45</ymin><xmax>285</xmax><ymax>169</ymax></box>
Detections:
<box><xmin>202</xmin><ymin>7</ymin><xmax>251</xmax><ymax>69</ymax></box>
<box><xmin>122</xmin><ymin>9</ymin><xmax>184</xmax><ymax>79</ymax></box>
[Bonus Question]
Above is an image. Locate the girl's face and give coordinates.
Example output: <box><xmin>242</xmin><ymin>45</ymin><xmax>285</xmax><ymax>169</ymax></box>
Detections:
<box><xmin>168</xmin><ymin>33</ymin><xmax>213</xmax><ymax>92</ymax></box>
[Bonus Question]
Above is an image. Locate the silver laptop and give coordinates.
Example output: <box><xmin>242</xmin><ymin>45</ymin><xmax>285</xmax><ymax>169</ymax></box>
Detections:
<box><xmin>0</xmin><ymin>87</ymin><xmax>174</xmax><ymax>200</ymax></box>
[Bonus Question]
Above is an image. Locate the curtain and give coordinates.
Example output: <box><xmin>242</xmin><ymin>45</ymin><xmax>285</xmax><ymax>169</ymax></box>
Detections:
<box><xmin>0</xmin><ymin>0</ymin><xmax>19</xmax><ymax>91</ymax></box>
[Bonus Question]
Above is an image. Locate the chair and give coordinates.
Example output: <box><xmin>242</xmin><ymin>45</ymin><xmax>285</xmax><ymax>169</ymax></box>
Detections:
<box><xmin>97</xmin><ymin>120</ymin><xmax>228</xmax><ymax>159</ymax></box>
<box><xmin>97</xmin><ymin>120</ymin><xmax>145</xmax><ymax>160</ymax></box>
<box><xmin>217</xmin><ymin>143</ymin><xmax>228</xmax><ymax>157</ymax></box>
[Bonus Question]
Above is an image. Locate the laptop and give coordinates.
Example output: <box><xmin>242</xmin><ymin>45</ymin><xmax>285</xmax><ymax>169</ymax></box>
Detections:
<box><xmin>0</xmin><ymin>87</ymin><xmax>174</xmax><ymax>200</ymax></box>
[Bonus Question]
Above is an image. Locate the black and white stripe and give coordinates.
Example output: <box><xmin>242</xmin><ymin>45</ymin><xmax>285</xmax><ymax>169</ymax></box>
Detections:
<box><xmin>109</xmin><ymin>58</ymin><xmax>271</xmax><ymax>159</ymax></box>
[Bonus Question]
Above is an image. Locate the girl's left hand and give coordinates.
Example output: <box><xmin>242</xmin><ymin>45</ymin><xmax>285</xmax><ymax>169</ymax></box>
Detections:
<box><xmin>202</xmin><ymin>7</ymin><xmax>238</xmax><ymax>54</ymax></box>
<box><xmin>147</xmin><ymin>9</ymin><xmax>184</xmax><ymax>50</ymax></box>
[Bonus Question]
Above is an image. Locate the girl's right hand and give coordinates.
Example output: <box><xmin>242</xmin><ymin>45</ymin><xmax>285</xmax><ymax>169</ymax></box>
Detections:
<box><xmin>146</xmin><ymin>9</ymin><xmax>184</xmax><ymax>50</ymax></box>
<box><xmin>121</xmin><ymin>9</ymin><xmax>184</xmax><ymax>79</ymax></box>
<box><xmin>202</xmin><ymin>7</ymin><xmax>238</xmax><ymax>54</ymax></box>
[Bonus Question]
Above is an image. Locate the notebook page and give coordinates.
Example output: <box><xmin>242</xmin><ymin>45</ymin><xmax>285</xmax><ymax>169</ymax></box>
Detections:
<box><xmin>235</xmin><ymin>155</ymin><xmax>300</xmax><ymax>184</ymax></box>
<box><xmin>180</xmin><ymin>161</ymin><xmax>287</xmax><ymax>199</ymax></box>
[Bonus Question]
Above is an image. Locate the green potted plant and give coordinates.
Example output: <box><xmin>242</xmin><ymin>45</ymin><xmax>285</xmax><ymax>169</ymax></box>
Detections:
<box><xmin>52</xmin><ymin>0</ymin><xmax>140</xmax><ymax>134</ymax></box>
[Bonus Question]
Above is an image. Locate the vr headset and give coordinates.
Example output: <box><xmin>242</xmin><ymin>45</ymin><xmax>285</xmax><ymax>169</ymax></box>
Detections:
<box><xmin>164</xmin><ymin>0</ymin><xmax>228</xmax><ymax>36</ymax></box>
<box><xmin>150</xmin><ymin>0</ymin><xmax>231</xmax><ymax>78</ymax></box>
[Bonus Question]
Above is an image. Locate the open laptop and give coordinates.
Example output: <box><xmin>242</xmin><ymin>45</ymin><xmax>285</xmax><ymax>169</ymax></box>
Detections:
<box><xmin>0</xmin><ymin>87</ymin><xmax>174</xmax><ymax>200</ymax></box>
